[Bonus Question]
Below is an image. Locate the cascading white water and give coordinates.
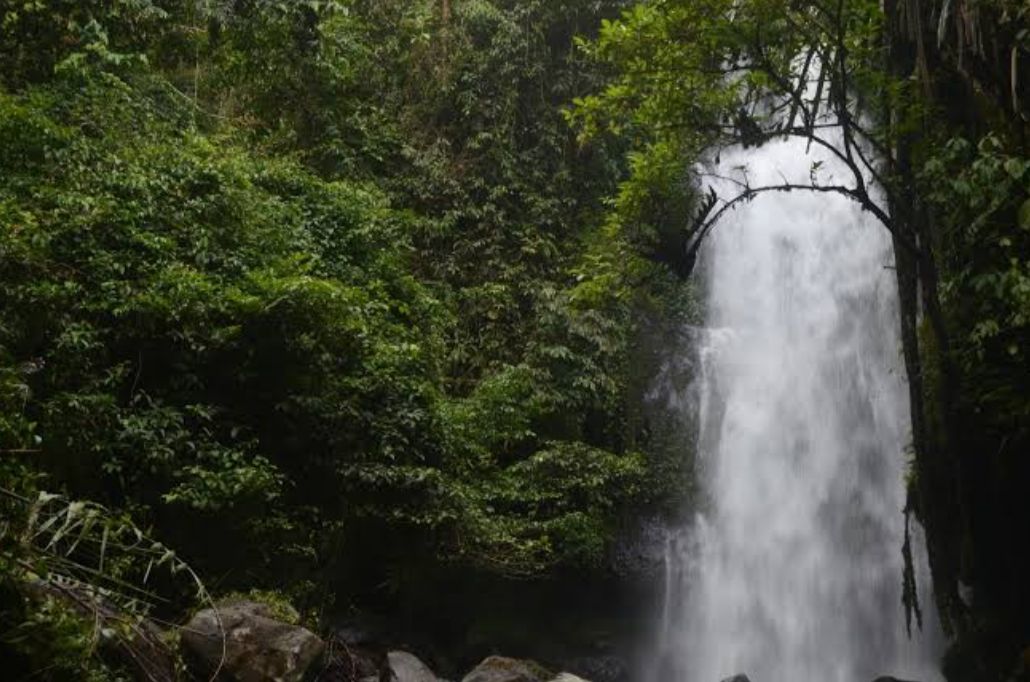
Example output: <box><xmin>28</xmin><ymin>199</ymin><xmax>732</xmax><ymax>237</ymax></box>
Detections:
<box><xmin>650</xmin><ymin>138</ymin><xmax>943</xmax><ymax>682</ymax></box>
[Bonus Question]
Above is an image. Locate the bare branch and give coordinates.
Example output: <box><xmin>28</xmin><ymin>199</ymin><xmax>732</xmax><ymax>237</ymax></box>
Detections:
<box><xmin>685</xmin><ymin>180</ymin><xmax>918</xmax><ymax>271</ymax></box>
<box><xmin>787</xmin><ymin>46</ymin><xmax>819</xmax><ymax>130</ymax></box>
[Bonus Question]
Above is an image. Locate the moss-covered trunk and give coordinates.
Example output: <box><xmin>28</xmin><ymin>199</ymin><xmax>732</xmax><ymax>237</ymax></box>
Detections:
<box><xmin>883</xmin><ymin>1</ymin><xmax>1030</xmax><ymax>678</ymax></box>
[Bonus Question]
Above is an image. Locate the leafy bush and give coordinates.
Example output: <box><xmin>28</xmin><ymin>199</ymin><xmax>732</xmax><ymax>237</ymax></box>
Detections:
<box><xmin>922</xmin><ymin>134</ymin><xmax>1030</xmax><ymax>429</ymax></box>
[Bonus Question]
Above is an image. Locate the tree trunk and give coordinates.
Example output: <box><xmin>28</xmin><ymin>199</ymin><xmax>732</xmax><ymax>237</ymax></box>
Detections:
<box><xmin>883</xmin><ymin>0</ymin><xmax>966</xmax><ymax>636</ymax></box>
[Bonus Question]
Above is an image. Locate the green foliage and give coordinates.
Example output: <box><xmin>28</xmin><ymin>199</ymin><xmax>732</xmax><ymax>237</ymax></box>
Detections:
<box><xmin>0</xmin><ymin>0</ymin><xmax>171</xmax><ymax>88</ymax></box>
<box><xmin>458</xmin><ymin>442</ymin><xmax>646</xmax><ymax>575</ymax></box>
<box><xmin>0</xmin><ymin>66</ymin><xmax>450</xmax><ymax>581</ymax></box>
<box><xmin>0</xmin><ymin>591</ymin><xmax>132</xmax><ymax>682</ymax></box>
<box><xmin>921</xmin><ymin>133</ymin><xmax>1030</xmax><ymax>433</ymax></box>
<box><xmin>0</xmin><ymin>4</ymin><xmax>696</xmax><ymax>643</ymax></box>
<box><xmin>383</xmin><ymin>0</ymin><xmax>634</xmax><ymax>389</ymax></box>
<box><xmin>0</xmin><ymin>485</ymin><xmax>212</xmax><ymax>682</ymax></box>
<box><xmin>220</xmin><ymin>589</ymin><xmax>302</xmax><ymax>625</ymax></box>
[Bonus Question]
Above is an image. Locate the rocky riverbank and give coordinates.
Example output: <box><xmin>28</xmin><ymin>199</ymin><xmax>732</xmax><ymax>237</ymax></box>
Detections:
<box><xmin>172</xmin><ymin>600</ymin><xmax>930</xmax><ymax>682</ymax></box>
<box><xmin>176</xmin><ymin>600</ymin><xmax>600</xmax><ymax>682</ymax></box>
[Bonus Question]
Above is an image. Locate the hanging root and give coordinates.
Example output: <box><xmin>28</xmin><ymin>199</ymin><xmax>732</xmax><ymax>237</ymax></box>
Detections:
<box><xmin>902</xmin><ymin>494</ymin><xmax>925</xmax><ymax>637</ymax></box>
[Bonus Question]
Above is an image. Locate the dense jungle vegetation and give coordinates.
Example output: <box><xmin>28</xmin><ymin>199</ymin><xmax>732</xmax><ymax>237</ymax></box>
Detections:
<box><xmin>0</xmin><ymin>0</ymin><xmax>697</xmax><ymax>676</ymax></box>
<box><xmin>0</xmin><ymin>0</ymin><xmax>1027</xmax><ymax>680</ymax></box>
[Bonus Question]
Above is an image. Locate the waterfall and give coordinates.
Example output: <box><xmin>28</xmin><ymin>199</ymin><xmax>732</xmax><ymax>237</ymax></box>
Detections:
<box><xmin>650</xmin><ymin>138</ymin><xmax>944</xmax><ymax>682</ymax></box>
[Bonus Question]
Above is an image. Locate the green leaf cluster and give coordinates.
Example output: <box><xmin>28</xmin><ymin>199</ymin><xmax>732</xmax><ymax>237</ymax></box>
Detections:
<box><xmin>921</xmin><ymin>133</ymin><xmax>1030</xmax><ymax>434</ymax></box>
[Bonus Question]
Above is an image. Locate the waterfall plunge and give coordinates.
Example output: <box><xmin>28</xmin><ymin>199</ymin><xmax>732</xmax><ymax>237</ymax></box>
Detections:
<box><xmin>651</xmin><ymin>139</ymin><xmax>943</xmax><ymax>682</ymax></box>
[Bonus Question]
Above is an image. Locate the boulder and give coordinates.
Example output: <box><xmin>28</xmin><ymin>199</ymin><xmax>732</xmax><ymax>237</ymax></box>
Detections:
<box><xmin>872</xmin><ymin>678</ymin><xmax>920</xmax><ymax>682</ymax></box>
<box><xmin>389</xmin><ymin>650</ymin><xmax>439</xmax><ymax>682</ymax></box>
<box><xmin>720</xmin><ymin>676</ymin><xmax>752</xmax><ymax>682</ymax></box>
<box><xmin>462</xmin><ymin>656</ymin><xmax>553</xmax><ymax>682</ymax></box>
<box><xmin>181</xmin><ymin>600</ymin><xmax>324</xmax><ymax>682</ymax></box>
<box><xmin>550</xmin><ymin>674</ymin><xmax>592</xmax><ymax>682</ymax></box>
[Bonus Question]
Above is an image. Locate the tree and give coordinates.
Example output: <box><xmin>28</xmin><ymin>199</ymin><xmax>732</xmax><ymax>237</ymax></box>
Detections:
<box><xmin>574</xmin><ymin>0</ymin><xmax>919</xmax><ymax>260</ymax></box>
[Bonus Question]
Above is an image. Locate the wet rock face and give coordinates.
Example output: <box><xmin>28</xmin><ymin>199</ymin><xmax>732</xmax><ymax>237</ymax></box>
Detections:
<box><xmin>388</xmin><ymin>650</ymin><xmax>439</xmax><ymax>682</ymax></box>
<box><xmin>181</xmin><ymin>600</ymin><xmax>325</xmax><ymax>682</ymax></box>
<box><xmin>458</xmin><ymin>657</ymin><xmax>595</xmax><ymax>682</ymax></box>
<box><xmin>461</xmin><ymin>656</ymin><xmax>553</xmax><ymax>682</ymax></box>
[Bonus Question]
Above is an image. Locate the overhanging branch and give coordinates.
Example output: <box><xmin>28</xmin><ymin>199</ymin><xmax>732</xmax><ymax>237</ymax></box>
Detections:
<box><xmin>683</xmin><ymin>180</ymin><xmax>919</xmax><ymax>275</ymax></box>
